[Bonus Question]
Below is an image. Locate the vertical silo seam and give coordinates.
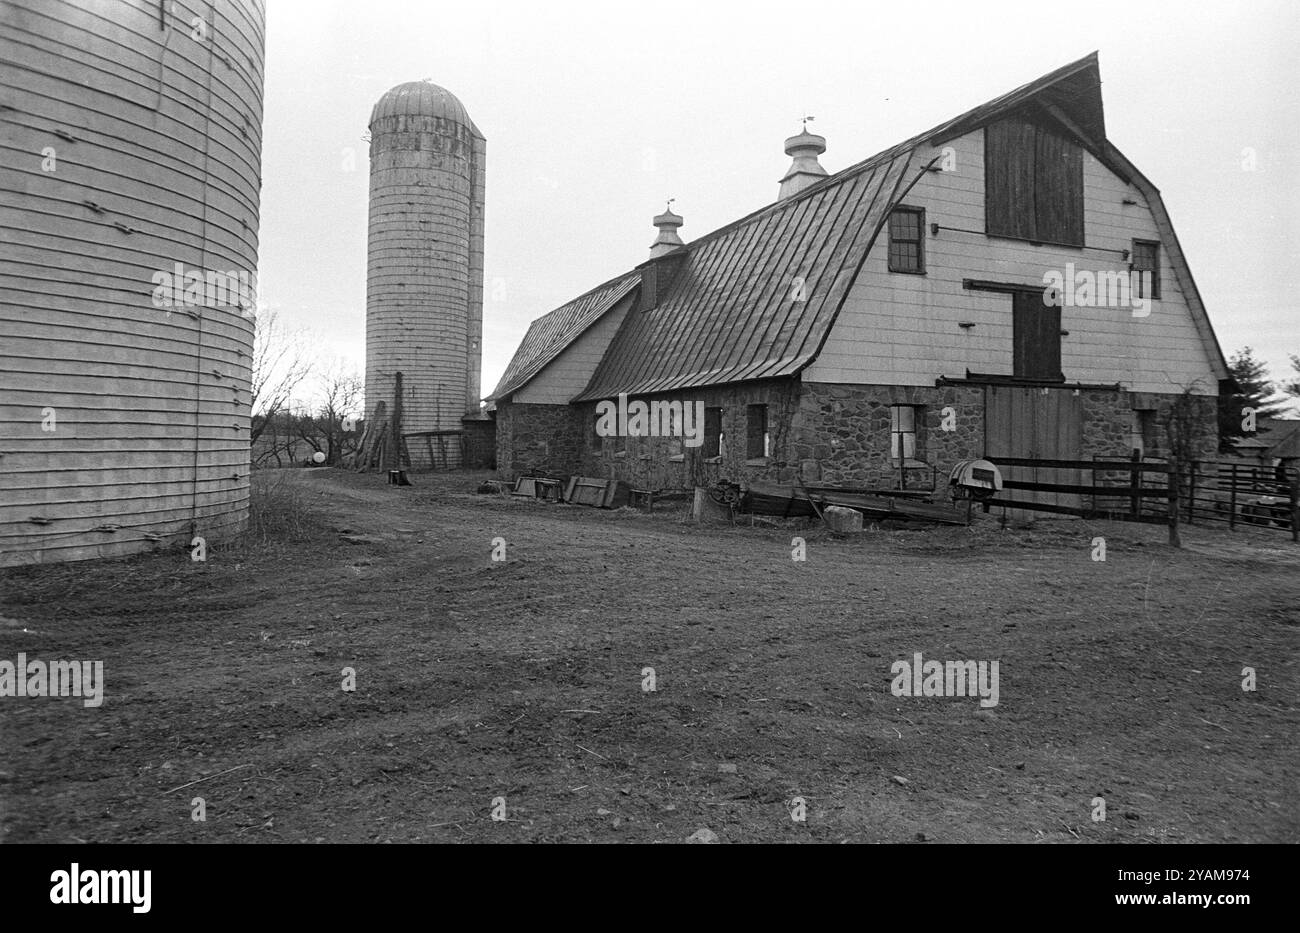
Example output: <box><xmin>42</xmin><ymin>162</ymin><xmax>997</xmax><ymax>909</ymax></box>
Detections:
<box><xmin>188</xmin><ymin>0</ymin><xmax>217</xmax><ymax>536</ymax></box>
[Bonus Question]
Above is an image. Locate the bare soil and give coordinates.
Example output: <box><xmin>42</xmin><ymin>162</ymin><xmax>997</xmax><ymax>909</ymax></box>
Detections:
<box><xmin>1</xmin><ymin>468</ymin><xmax>1296</xmax><ymax>843</ymax></box>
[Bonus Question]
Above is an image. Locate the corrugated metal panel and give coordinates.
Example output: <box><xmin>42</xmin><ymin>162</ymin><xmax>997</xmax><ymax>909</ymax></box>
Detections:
<box><xmin>572</xmin><ymin>154</ymin><xmax>911</xmax><ymax>402</ymax></box>
<box><xmin>487</xmin><ymin>271</ymin><xmax>639</xmax><ymax>401</ymax></box>
<box><xmin>0</xmin><ymin>0</ymin><xmax>265</xmax><ymax>565</ymax></box>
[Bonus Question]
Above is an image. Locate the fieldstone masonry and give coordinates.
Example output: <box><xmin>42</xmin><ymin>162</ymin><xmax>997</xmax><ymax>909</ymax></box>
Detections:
<box><xmin>794</xmin><ymin>382</ymin><xmax>985</xmax><ymax>487</ymax></box>
<box><xmin>496</xmin><ymin>378</ymin><xmax>1220</xmax><ymax>491</ymax></box>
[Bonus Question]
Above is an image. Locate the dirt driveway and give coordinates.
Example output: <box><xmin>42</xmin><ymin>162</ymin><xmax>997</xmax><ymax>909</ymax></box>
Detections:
<box><xmin>1</xmin><ymin>468</ymin><xmax>1296</xmax><ymax>843</ymax></box>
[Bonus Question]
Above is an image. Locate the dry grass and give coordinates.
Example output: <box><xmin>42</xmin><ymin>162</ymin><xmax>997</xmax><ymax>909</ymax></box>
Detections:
<box><xmin>246</xmin><ymin>469</ymin><xmax>325</xmax><ymax>547</ymax></box>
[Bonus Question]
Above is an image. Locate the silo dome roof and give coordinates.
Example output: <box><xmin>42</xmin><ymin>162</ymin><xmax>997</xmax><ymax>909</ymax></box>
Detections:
<box><xmin>370</xmin><ymin>81</ymin><xmax>475</xmax><ymax>128</ymax></box>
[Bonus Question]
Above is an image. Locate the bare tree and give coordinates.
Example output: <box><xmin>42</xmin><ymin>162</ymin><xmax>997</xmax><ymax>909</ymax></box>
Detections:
<box><xmin>251</xmin><ymin>307</ymin><xmax>312</xmax><ymax>447</ymax></box>
<box><xmin>295</xmin><ymin>364</ymin><xmax>364</xmax><ymax>466</ymax></box>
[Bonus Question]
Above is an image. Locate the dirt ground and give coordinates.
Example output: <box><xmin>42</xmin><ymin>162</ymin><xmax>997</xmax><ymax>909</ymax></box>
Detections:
<box><xmin>1</xmin><ymin>468</ymin><xmax>1296</xmax><ymax>843</ymax></box>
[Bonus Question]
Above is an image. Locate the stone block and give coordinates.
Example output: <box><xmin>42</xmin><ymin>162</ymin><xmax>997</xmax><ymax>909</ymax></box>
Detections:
<box><xmin>823</xmin><ymin>505</ymin><xmax>863</xmax><ymax>533</ymax></box>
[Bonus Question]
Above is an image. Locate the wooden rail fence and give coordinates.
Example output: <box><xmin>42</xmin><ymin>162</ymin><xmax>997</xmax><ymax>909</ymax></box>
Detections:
<box><xmin>981</xmin><ymin>452</ymin><xmax>1299</xmax><ymax>543</ymax></box>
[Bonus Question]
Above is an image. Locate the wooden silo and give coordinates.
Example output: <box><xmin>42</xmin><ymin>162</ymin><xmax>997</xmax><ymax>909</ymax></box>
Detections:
<box><xmin>0</xmin><ymin>0</ymin><xmax>266</xmax><ymax>565</ymax></box>
<box><xmin>366</xmin><ymin>81</ymin><xmax>485</xmax><ymax>470</ymax></box>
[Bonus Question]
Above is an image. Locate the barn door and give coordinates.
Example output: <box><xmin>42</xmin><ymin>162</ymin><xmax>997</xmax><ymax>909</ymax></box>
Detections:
<box><xmin>1012</xmin><ymin>290</ymin><xmax>1062</xmax><ymax>381</ymax></box>
<box><xmin>985</xmin><ymin>385</ymin><xmax>1082</xmax><ymax>513</ymax></box>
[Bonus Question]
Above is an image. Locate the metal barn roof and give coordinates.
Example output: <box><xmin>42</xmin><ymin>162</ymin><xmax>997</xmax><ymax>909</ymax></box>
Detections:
<box><xmin>491</xmin><ymin>51</ymin><xmax>1229</xmax><ymax>404</ymax></box>
<box><xmin>488</xmin><ymin>271</ymin><xmax>639</xmax><ymax>402</ymax></box>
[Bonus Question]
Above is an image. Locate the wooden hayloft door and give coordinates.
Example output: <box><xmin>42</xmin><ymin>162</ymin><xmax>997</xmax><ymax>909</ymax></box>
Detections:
<box><xmin>984</xmin><ymin>385</ymin><xmax>1082</xmax><ymax>510</ymax></box>
<box><xmin>1012</xmin><ymin>290</ymin><xmax>1062</xmax><ymax>381</ymax></box>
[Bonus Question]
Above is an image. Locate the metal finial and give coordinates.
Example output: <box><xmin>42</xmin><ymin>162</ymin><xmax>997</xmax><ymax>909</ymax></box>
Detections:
<box><xmin>666</xmin><ymin>198</ymin><xmax>675</xmax><ymax>212</ymax></box>
<box><xmin>802</xmin><ymin>114</ymin><xmax>815</xmax><ymax>132</ymax></box>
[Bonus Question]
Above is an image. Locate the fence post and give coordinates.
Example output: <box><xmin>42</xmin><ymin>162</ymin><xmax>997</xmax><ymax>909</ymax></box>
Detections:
<box><xmin>1291</xmin><ymin>464</ymin><xmax>1299</xmax><ymax>544</ymax></box>
<box><xmin>1129</xmin><ymin>449</ymin><xmax>1141</xmax><ymax>520</ymax></box>
<box><xmin>1228</xmin><ymin>463</ymin><xmax>1237</xmax><ymax>530</ymax></box>
<box><xmin>1187</xmin><ymin>460</ymin><xmax>1197</xmax><ymax>524</ymax></box>
<box><xmin>1168</xmin><ymin>458</ymin><xmax>1181</xmax><ymax>548</ymax></box>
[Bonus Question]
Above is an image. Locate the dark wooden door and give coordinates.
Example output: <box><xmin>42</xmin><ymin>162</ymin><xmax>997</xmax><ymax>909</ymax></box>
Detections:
<box><xmin>1012</xmin><ymin>289</ymin><xmax>1062</xmax><ymax>381</ymax></box>
<box><xmin>985</xmin><ymin>385</ymin><xmax>1082</xmax><ymax>512</ymax></box>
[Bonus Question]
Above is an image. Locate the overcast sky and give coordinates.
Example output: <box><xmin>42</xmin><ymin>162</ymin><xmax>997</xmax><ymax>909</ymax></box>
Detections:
<box><xmin>258</xmin><ymin>0</ymin><xmax>1300</xmax><ymax>409</ymax></box>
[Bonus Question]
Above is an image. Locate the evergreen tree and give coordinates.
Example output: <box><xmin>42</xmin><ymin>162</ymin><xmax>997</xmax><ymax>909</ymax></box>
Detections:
<box><xmin>1283</xmin><ymin>354</ymin><xmax>1300</xmax><ymax>401</ymax></box>
<box><xmin>1218</xmin><ymin>347</ymin><xmax>1288</xmax><ymax>450</ymax></box>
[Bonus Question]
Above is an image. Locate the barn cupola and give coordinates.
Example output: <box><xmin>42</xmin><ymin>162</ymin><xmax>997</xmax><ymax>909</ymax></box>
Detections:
<box><xmin>778</xmin><ymin>119</ymin><xmax>828</xmax><ymax>200</ymax></box>
<box><xmin>649</xmin><ymin>201</ymin><xmax>685</xmax><ymax>258</ymax></box>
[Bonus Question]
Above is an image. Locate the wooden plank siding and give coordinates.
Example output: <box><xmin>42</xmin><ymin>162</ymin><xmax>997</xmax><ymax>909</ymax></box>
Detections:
<box><xmin>512</xmin><ymin>290</ymin><xmax>636</xmax><ymax>404</ymax></box>
<box><xmin>805</xmin><ymin>126</ymin><xmax>1221</xmax><ymax>396</ymax></box>
<box><xmin>985</xmin><ymin>386</ymin><xmax>1083</xmax><ymax>512</ymax></box>
<box><xmin>0</xmin><ymin>0</ymin><xmax>265</xmax><ymax>565</ymax></box>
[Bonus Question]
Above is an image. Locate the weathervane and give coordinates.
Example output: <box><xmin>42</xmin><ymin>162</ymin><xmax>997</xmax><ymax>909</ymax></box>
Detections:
<box><xmin>801</xmin><ymin>114</ymin><xmax>815</xmax><ymax>132</ymax></box>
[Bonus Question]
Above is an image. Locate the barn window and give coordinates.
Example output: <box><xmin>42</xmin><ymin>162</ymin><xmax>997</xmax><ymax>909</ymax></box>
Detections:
<box><xmin>985</xmin><ymin>116</ymin><xmax>1083</xmax><ymax>247</ymax></box>
<box><xmin>1131</xmin><ymin>240</ymin><xmax>1160</xmax><ymax>299</ymax></box>
<box><xmin>889</xmin><ymin>405</ymin><xmax>923</xmax><ymax>462</ymax></box>
<box><xmin>1132</xmin><ymin>409</ymin><xmax>1160</xmax><ymax>456</ymax></box>
<box><xmin>888</xmin><ymin>206</ymin><xmax>925</xmax><ymax>274</ymax></box>
<box><xmin>746</xmin><ymin>404</ymin><xmax>769</xmax><ymax>460</ymax></box>
<box><xmin>703</xmin><ymin>407</ymin><xmax>723</xmax><ymax>459</ymax></box>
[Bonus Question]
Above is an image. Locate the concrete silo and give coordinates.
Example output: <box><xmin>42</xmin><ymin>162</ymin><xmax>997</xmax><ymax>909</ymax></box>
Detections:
<box><xmin>0</xmin><ymin>0</ymin><xmax>265</xmax><ymax>565</ymax></box>
<box><xmin>366</xmin><ymin>81</ymin><xmax>485</xmax><ymax>469</ymax></box>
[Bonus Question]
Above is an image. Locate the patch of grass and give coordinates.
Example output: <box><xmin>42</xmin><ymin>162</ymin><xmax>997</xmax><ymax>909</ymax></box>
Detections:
<box><xmin>248</xmin><ymin>470</ymin><xmax>325</xmax><ymax>546</ymax></box>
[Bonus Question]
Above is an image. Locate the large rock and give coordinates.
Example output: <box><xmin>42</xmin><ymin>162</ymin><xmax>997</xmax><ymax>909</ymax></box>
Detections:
<box><xmin>822</xmin><ymin>505</ymin><xmax>863</xmax><ymax>533</ymax></box>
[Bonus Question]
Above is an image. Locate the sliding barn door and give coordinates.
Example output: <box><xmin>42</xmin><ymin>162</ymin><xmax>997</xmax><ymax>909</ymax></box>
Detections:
<box><xmin>984</xmin><ymin>385</ymin><xmax>1082</xmax><ymax>513</ymax></box>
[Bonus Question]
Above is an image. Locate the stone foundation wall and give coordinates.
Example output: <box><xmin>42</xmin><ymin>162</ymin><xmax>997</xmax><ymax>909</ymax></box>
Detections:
<box><xmin>1080</xmin><ymin>389</ymin><xmax>1132</xmax><ymax>458</ymax></box>
<box><xmin>582</xmin><ymin>380</ymin><xmax>801</xmax><ymax>488</ymax></box>
<box><xmin>496</xmin><ymin>380</ymin><xmax>1220</xmax><ymax>490</ymax></box>
<box><xmin>794</xmin><ymin>382</ymin><xmax>985</xmax><ymax>487</ymax></box>
<box><xmin>495</xmin><ymin>402</ymin><xmax>583</xmax><ymax>478</ymax></box>
<box><xmin>461</xmin><ymin>416</ymin><xmax>497</xmax><ymax>470</ymax></box>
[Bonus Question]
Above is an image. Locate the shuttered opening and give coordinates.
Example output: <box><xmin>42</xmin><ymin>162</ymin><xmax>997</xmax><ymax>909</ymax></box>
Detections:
<box><xmin>1012</xmin><ymin>290</ymin><xmax>1063</xmax><ymax>381</ymax></box>
<box><xmin>985</xmin><ymin>114</ymin><xmax>1083</xmax><ymax>246</ymax></box>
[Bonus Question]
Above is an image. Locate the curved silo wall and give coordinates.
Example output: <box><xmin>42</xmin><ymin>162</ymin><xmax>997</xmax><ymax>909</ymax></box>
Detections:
<box><xmin>0</xmin><ymin>0</ymin><xmax>265</xmax><ymax>566</ymax></box>
<box><xmin>366</xmin><ymin>98</ymin><xmax>485</xmax><ymax>469</ymax></box>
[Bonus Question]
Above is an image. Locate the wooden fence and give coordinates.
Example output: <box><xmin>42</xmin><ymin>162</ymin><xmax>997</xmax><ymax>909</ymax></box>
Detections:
<box><xmin>981</xmin><ymin>452</ymin><xmax>1299</xmax><ymax>542</ymax></box>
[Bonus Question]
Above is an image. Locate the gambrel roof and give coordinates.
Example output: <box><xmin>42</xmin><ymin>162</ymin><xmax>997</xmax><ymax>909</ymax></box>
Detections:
<box><xmin>488</xmin><ymin>272</ymin><xmax>638</xmax><ymax>401</ymax></box>
<box><xmin>489</xmin><ymin>52</ymin><xmax>1228</xmax><ymax>405</ymax></box>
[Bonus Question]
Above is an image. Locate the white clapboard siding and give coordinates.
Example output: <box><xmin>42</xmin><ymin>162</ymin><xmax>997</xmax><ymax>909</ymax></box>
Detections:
<box><xmin>513</xmin><ymin>293</ymin><xmax>636</xmax><ymax>404</ymax></box>
<box><xmin>0</xmin><ymin>0</ymin><xmax>265</xmax><ymax>566</ymax></box>
<box><xmin>807</xmin><ymin>127</ymin><xmax>1219</xmax><ymax>395</ymax></box>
